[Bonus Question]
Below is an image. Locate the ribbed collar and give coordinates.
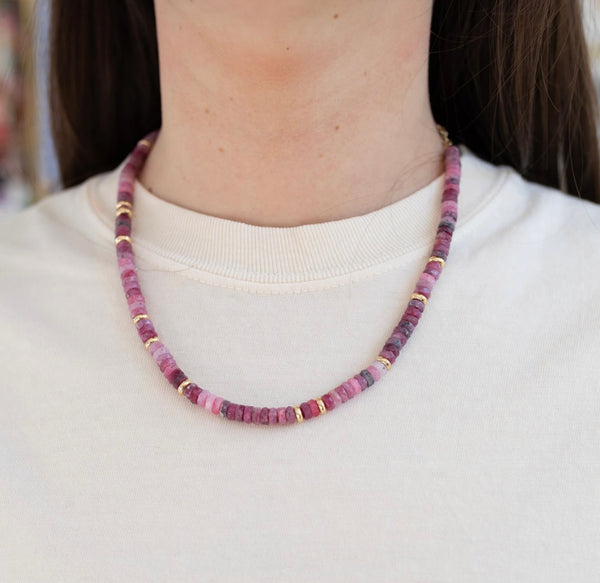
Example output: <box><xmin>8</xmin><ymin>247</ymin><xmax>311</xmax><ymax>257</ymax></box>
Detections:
<box><xmin>88</xmin><ymin>145</ymin><xmax>505</xmax><ymax>285</ymax></box>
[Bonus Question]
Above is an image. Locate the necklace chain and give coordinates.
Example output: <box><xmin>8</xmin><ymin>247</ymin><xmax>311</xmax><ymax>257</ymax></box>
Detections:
<box><xmin>114</xmin><ymin>127</ymin><xmax>461</xmax><ymax>426</ymax></box>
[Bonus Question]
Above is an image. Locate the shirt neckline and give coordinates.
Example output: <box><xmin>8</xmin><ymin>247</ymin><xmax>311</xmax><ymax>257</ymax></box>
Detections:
<box><xmin>88</xmin><ymin>145</ymin><xmax>505</xmax><ymax>285</ymax></box>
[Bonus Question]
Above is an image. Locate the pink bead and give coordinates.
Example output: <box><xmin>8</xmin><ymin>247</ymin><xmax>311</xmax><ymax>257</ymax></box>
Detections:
<box><xmin>335</xmin><ymin>385</ymin><xmax>349</xmax><ymax>403</ymax></box>
<box><xmin>235</xmin><ymin>405</ymin><xmax>245</xmax><ymax>422</ymax></box>
<box><xmin>418</xmin><ymin>273</ymin><xmax>436</xmax><ymax>288</ymax></box>
<box><xmin>390</xmin><ymin>332</ymin><xmax>408</xmax><ymax>344</ymax></box>
<box><xmin>322</xmin><ymin>394</ymin><xmax>335</xmax><ymax>411</ymax></box>
<box><xmin>339</xmin><ymin>382</ymin><xmax>353</xmax><ymax>398</ymax></box>
<box><xmin>372</xmin><ymin>361</ymin><xmax>387</xmax><ymax>377</ymax></box>
<box><xmin>268</xmin><ymin>408</ymin><xmax>278</xmax><ymax>424</ymax></box>
<box><xmin>367</xmin><ymin>365</ymin><xmax>381</xmax><ymax>382</ymax></box>
<box><xmin>148</xmin><ymin>341</ymin><xmax>165</xmax><ymax>357</ymax></box>
<box><xmin>277</xmin><ymin>407</ymin><xmax>287</xmax><ymax>424</ymax></box>
<box><xmin>124</xmin><ymin>279</ymin><xmax>141</xmax><ymax>293</ymax></box>
<box><xmin>118</xmin><ymin>262</ymin><xmax>136</xmax><ymax>276</ymax></box>
<box><xmin>307</xmin><ymin>400</ymin><xmax>320</xmax><ymax>417</ymax></box>
<box><xmin>196</xmin><ymin>390</ymin><xmax>209</xmax><ymax>407</ymax></box>
<box><xmin>329</xmin><ymin>390</ymin><xmax>342</xmax><ymax>406</ymax></box>
<box><xmin>155</xmin><ymin>351</ymin><xmax>172</xmax><ymax>366</ymax></box>
<box><xmin>212</xmin><ymin>396</ymin><xmax>224</xmax><ymax>415</ymax></box>
<box><xmin>127</xmin><ymin>294</ymin><xmax>144</xmax><ymax>306</ymax></box>
<box><xmin>226</xmin><ymin>404</ymin><xmax>237</xmax><ymax>420</ymax></box>
<box><xmin>162</xmin><ymin>361</ymin><xmax>179</xmax><ymax>378</ymax></box>
<box><xmin>204</xmin><ymin>392</ymin><xmax>216</xmax><ymax>412</ymax></box>
<box><xmin>441</xmin><ymin>200</ymin><xmax>457</xmax><ymax>213</ymax></box>
<box><xmin>285</xmin><ymin>407</ymin><xmax>296</xmax><ymax>423</ymax></box>
<box><xmin>121</xmin><ymin>277</ymin><xmax>138</xmax><ymax>290</ymax></box>
<box><xmin>348</xmin><ymin>377</ymin><xmax>362</xmax><ymax>395</ymax></box>
<box><xmin>188</xmin><ymin>387</ymin><xmax>202</xmax><ymax>404</ymax></box>
<box><xmin>129</xmin><ymin>305</ymin><xmax>147</xmax><ymax>317</ymax></box>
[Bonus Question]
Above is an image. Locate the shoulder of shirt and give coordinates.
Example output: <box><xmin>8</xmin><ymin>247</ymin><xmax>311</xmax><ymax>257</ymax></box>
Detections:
<box><xmin>1</xmin><ymin>168</ymin><xmax>112</xmax><ymax>239</ymax></box>
<box><xmin>0</xmin><ymin>170</ymin><xmax>113</xmax><ymax>275</ymax></box>
<box><xmin>459</xmin><ymin>145</ymin><xmax>600</xmax><ymax>240</ymax></box>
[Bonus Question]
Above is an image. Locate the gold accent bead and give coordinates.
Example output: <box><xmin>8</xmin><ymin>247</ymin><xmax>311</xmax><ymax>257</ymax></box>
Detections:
<box><xmin>116</xmin><ymin>208</ymin><xmax>133</xmax><ymax>218</ymax></box>
<box><xmin>144</xmin><ymin>336</ymin><xmax>159</xmax><ymax>350</ymax></box>
<box><xmin>316</xmin><ymin>398</ymin><xmax>327</xmax><ymax>415</ymax></box>
<box><xmin>428</xmin><ymin>256</ymin><xmax>445</xmax><ymax>268</ymax></box>
<box><xmin>177</xmin><ymin>379</ymin><xmax>192</xmax><ymax>395</ymax></box>
<box><xmin>294</xmin><ymin>406</ymin><xmax>304</xmax><ymax>423</ymax></box>
<box><xmin>411</xmin><ymin>293</ymin><xmax>428</xmax><ymax>305</ymax></box>
<box><xmin>132</xmin><ymin>314</ymin><xmax>150</xmax><ymax>325</ymax></box>
<box><xmin>116</xmin><ymin>201</ymin><xmax>133</xmax><ymax>210</ymax></box>
<box><xmin>376</xmin><ymin>356</ymin><xmax>392</xmax><ymax>370</ymax></box>
<box><xmin>115</xmin><ymin>235</ymin><xmax>132</xmax><ymax>245</ymax></box>
<box><xmin>138</xmin><ymin>139</ymin><xmax>152</xmax><ymax>148</ymax></box>
<box><xmin>436</xmin><ymin>124</ymin><xmax>452</xmax><ymax>148</ymax></box>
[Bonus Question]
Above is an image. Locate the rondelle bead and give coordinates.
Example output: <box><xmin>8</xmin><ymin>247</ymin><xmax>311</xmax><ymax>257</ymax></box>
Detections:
<box><xmin>366</xmin><ymin>365</ymin><xmax>381</xmax><ymax>383</ymax></box>
<box><xmin>405</xmin><ymin>306</ymin><xmax>423</xmax><ymax>321</ymax></box>
<box><xmin>385</xmin><ymin>336</ymin><xmax>404</xmax><ymax>348</ymax></box>
<box><xmin>156</xmin><ymin>354</ymin><xmax>173</xmax><ymax>370</ymax></box>
<box><xmin>260</xmin><ymin>407</ymin><xmax>269</xmax><ymax>425</ymax></box>
<box><xmin>408</xmin><ymin>299</ymin><xmax>425</xmax><ymax>311</ymax></box>
<box><xmin>341</xmin><ymin>382</ymin><xmax>355</xmax><ymax>399</ymax></box>
<box><xmin>204</xmin><ymin>392</ymin><xmax>216</xmax><ymax>413</ymax></box>
<box><xmin>212</xmin><ymin>396</ymin><xmax>224</xmax><ymax>415</ymax></box>
<box><xmin>300</xmin><ymin>402</ymin><xmax>313</xmax><ymax>419</ymax></box>
<box><xmin>268</xmin><ymin>408</ymin><xmax>278</xmax><ymax>424</ymax></box>
<box><xmin>383</xmin><ymin>343</ymin><xmax>400</xmax><ymax>357</ymax></box>
<box><xmin>354</xmin><ymin>374</ymin><xmax>368</xmax><ymax>391</ymax></box>
<box><xmin>348</xmin><ymin>377</ymin><xmax>362</xmax><ymax>395</ymax></box>
<box><xmin>403</xmin><ymin>313</ymin><xmax>419</xmax><ymax>326</ymax></box>
<box><xmin>235</xmin><ymin>405</ymin><xmax>245</xmax><ymax>422</ymax></box>
<box><xmin>328</xmin><ymin>389</ymin><xmax>342</xmax><ymax>406</ymax></box>
<box><xmin>335</xmin><ymin>386</ymin><xmax>349</xmax><ymax>403</ymax></box>
<box><xmin>277</xmin><ymin>407</ymin><xmax>287</xmax><ymax>424</ymax></box>
<box><xmin>396</xmin><ymin>320</ymin><xmax>415</xmax><ymax>335</ymax></box>
<box><xmin>220</xmin><ymin>400</ymin><xmax>231</xmax><ymax>417</ymax></box>
<box><xmin>196</xmin><ymin>390</ymin><xmax>209</xmax><ymax>407</ymax></box>
<box><xmin>372</xmin><ymin>360</ymin><xmax>388</xmax><ymax>377</ymax></box>
<box><xmin>227</xmin><ymin>403</ymin><xmax>237</xmax><ymax>420</ymax></box>
<box><xmin>359</xmin><ymin>369</ymin><xmax>375</xmax><ymax>387</ymax></box>
<box><xmin>166</xmin><ymin>366</ymin><xmax>185</xmax><ymax>385</ymax></box>
<box><xmin>187</xmin><ymin>385</ymin><xmax>202</xmax><ymax>404</ymax></box>
<box><xmin>243</xmin><ymin>406</ymin><xmax>254</xmax><ymax>423</ymax></box>
<box><xmin>171</xmin><ymin>369</ymin><xmax>188</xmax><ymax>390</ymax></box>
<box><xmin>138</xmin><ymin>326</ymin><xmax>158</xmax><ymax>344</ymax></box>
<box><xmin>322</xmin><ymin>394</ymin><xmax>335</xmax><ymax>410</ymax></box>
<box><xmin>308</xmin><ymin>400</ymin><xmax>321</xmax><ymax>417</ymax></box>
<box><xmin>285</xmin><ymin>407</ymin><xmax>296</xmax><ymax>424</ymax></box>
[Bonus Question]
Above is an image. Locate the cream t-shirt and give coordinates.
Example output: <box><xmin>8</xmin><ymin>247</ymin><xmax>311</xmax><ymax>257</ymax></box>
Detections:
<box><xmin>1</xmin><ymin>146</ymin><xmax>599</xmax><ymax>582</ymax></box>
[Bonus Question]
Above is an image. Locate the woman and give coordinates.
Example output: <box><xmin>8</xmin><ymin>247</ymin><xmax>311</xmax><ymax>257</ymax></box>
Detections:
<box><xmin>1</xmin><ymin>1</ymin><xmax>599</xmax><ymax>581</ymax></box>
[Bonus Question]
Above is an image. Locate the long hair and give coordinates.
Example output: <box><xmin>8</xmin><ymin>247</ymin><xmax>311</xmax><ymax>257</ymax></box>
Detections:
<box><xmin>49</xmin><ymin>0</ymin><xmax>600</xmax><ymax>203</ymax></box>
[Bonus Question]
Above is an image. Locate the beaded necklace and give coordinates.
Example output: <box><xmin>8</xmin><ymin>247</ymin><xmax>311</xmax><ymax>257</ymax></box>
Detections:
<box><xmin>114</xmin><ymin>126</ymin><xmax>461</xmax><ymax>426</ymax></box>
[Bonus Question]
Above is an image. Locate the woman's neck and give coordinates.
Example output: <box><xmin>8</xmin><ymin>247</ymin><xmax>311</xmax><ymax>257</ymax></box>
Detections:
<box><xmin>140</xmin><ymin>0</ymin><xmax>441</xmax><ymax>227</ymax></box>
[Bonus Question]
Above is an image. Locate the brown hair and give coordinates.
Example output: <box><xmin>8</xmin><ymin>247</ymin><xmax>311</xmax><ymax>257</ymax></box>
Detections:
<box><xmin>49</xmin><ymin>0</ymin><xmax>600</xmax><ymax>202</ymax></box>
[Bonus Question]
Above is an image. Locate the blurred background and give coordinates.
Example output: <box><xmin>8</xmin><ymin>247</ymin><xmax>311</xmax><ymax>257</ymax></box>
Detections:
<box><xmin>1</xmin><ymin>0</ymin><xmax>600</xmax><ymax>216</ymax></box>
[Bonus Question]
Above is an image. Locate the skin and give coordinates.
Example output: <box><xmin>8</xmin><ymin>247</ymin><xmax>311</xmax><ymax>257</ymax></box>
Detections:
<box><xmin>140</xmin><ymin>0</ymin><xmax>442</xmax><ymax>228</ymax></box>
